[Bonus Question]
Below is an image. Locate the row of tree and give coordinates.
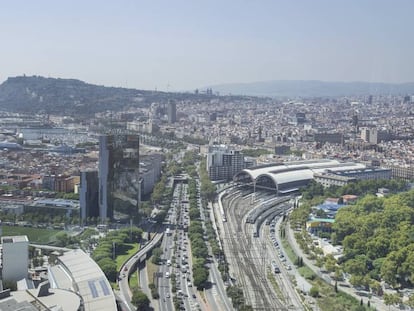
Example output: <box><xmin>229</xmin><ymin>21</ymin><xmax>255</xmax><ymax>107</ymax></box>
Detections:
<box><xmin>186</xmin><ymin>175</ymin><xmax>210</xmax><ymax>290</ymax></box>
<box><xmin>188</xmin><ymin>220</ymin><xmax>209</xmax><ymax>289</ymax></box>
<box><xmin>199</xmin><ymin>160</ymin><xmax>216</xmax><ymax>201</ymax></box>
<box><xmin>301</xmin><ymin>179</ymin><xmax>407</xmax><ymax>201</ymax></box>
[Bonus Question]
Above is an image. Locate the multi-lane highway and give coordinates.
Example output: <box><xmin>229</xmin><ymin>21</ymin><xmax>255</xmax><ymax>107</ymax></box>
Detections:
<box><xmin>158</xmin><ymin>181</ymin><xmax>205</xmax><ymax>311</ymax></box>
<box><xmin>119</xmin><ymin>179</ymin><xmax>236</xmax><ymax>311</ymax></box>
<box><xmin>158</xmin><ymin>187</ymin><xmax>178</xmax><ymax>311</ymax></box>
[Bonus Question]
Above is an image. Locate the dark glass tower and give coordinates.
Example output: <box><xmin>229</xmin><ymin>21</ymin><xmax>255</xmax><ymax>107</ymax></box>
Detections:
<box><xmin>98</xmin><ymin>134</ymin><xmax>140</xmax><ymax>221</ymax></box>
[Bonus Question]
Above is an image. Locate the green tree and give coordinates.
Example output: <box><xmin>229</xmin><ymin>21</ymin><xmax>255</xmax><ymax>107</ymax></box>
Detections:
<box><xmin>151</xmin><ymin>247</ymin><xmax>163</xmax><ymax>265</ymax></box>
<box><xmin>383</xmin><ymin>293</ymin><xmax>401</xmax><ymax>309</ymax></box>
<box><xmin>55</xmin><ymin>232</ymin><xmax>70</xmax><ymax>247</ymax></box>
<box><xmin>97</xmin><ymin>258</ymin><xmax>117</xmax><ymax>282</ymax></box>
<box><xmin>407</xmin><ymin>294</ymin><xmax>414</xmax><ymax>309</ymax></box>
<box><xmin>193</xmin><ymin>267</ymin><xmax>208</xmax><ymax>289</ymax></box>
<box><xmin>309</xmin><ymin>286</ymin><xmax>319</xmax><ymax>297</ymax></box>
<box><xmin>325</xmin><ymin>254</ymin><xmax>337</xmax><ymax>272</ymax></box>
<box><xmin>131</xmin><ymin>289</ymin><xmax>150</xmax><ymax>310</ymax></box>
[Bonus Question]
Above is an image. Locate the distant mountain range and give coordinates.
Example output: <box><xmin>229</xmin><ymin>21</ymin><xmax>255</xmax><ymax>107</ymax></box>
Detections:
<box><xmin>207</xmin><ymin>80</ymin><xmax>414</xmax><ymax>97</ymax></box>
<box><xmin>2</xmin><ymin>76</ymin><xmax>413</xmax><ymax>116</ymax></box>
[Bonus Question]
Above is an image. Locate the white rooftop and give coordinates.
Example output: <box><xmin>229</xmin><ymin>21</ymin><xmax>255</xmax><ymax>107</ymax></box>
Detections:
<box><xmin>57</xmin><ymin>249</ymin><xmax>117</xmax><ymax>311</ymax></box>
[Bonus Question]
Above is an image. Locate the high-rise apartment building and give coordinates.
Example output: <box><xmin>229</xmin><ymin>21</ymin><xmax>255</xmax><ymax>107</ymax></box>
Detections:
<box><xmin>207</xmin><ymin>145</ymin><xmax>244</xmax><ymax>181</ymax></box>
<box><xmin>167</xmin><ymin>100</ymin><xmax>177</xmax><ymax>123</ymax></box>
<box><xmin>98</xmin><ymin>134</ymin><xmax>140</xmax><ymax>221</ymax></box>
<box><xmin>1</xmin><ymin>235</ymin><xmax>29</xmax><ymax>282</ymax></box>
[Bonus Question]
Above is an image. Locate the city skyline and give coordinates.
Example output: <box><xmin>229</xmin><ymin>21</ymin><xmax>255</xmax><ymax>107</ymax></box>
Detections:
<box><xmin>1</xmin><ymin>0</ymin><xmax>414</xmax><ymax>91</ymax></box>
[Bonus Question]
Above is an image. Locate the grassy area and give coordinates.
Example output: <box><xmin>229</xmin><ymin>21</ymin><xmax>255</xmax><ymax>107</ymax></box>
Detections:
<box><xmin>267</xmin><ymin>270</ymin><xmax>285</xmax><ymax>304</ymax></box>
<box><xmin>146</xmin><ymin>256</ymin><xmax>159</xmax><ymax>285</ymax></box>
<box><xmin>298</xmin><ymin>266</ymin><xmax>316</xmax><ymax>280</ymax></box>
<box><xmin>129</xmin><ymin>270</ymin><xmax>139</xmax><ymax>291</ymax></box>
<box><xmin>281</xmin><ymin>238</ymin><xmax>297</xmax><ymax>263</ymax></box>
<box><xmin>3</xmin><ymin>225</ymin><xmax>62</xmax><ymax>244</ymax></box>
<box><xmin>313</xmin><ymin>279</ymin><xmax>374</xmax><ymax>311</ymax></box>
<box><xmin>115</xmin><ymin>243</ymin><xmax>140</xmax><ymax>270</ymax></box>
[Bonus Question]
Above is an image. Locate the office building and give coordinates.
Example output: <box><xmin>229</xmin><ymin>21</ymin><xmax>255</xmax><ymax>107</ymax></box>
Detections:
<box><xmin>167</xmin><ymin>100</ymin><xmax>177</xmax><ymax>123</ymax></box>
<box><xmin>79</xmin><ymin>170</ymin><xmax>99</xmax><ymax>223</ymax></box>
<box><xmin>1</xmin><ymin>235</ymin><xmax>29</xmax><ymax>282</ymax></box>
<box><xmin>98</xmin><ymin>134</ymin><xmax>139</xmax><ymax>221</ymax></box>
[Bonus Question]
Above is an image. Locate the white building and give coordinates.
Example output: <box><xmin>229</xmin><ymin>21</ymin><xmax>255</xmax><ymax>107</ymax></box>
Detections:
<box><xmin>207</xmin><ymin>145</ymin><xmax>245</xmax><ymax>181</ymax></box>
<box><xmin>360</xmin><ymin>127</ymin><xmax>378</xmax><ymax>144</ymax></box>
<box><xmin>1</xmin><ymin>235</ymin><xmax>29</xmax><ymax>282</ymax></box>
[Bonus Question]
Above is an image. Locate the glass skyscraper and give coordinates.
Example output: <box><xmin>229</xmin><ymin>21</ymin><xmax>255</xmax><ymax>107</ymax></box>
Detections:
<box><xmin>98</xmin><ymin>134</ymin><xmax>140</xmax><ymax>221</ymax></box>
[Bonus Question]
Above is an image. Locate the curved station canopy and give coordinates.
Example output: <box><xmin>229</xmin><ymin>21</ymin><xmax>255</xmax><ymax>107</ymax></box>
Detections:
<box><xmin>234</xmin><ymin>159</ymin><xmax>366</xmax><ymax>194</ymax></box>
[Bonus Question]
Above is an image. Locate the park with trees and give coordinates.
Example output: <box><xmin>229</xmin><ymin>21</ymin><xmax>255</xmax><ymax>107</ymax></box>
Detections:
<box><xmin>92</xmin><ymin>227</ymin><xmax>143</xmax><ymax>282</ymax></box>
<box><xmin>289</xmin><ymin>178</ymin><xmax>414</xmax><ymax>309</ymax></box>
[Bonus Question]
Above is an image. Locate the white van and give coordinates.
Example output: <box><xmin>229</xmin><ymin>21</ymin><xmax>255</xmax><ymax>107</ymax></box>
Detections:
<box><xmin>165</xmin><ymin>272</ymin><xmax>170</xmax><ymax>278</ymax></box>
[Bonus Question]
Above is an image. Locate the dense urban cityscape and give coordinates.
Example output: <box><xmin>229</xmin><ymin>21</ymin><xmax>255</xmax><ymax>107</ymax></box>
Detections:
<box><xmin>2</xmin><ymin>1</ymin><xmax>414</xmax><ymax>311</ymax></box>
<box><xmin>0</xmin><ymin>75</ymin><xmax>412</xmax><ymax>311</ymax></box>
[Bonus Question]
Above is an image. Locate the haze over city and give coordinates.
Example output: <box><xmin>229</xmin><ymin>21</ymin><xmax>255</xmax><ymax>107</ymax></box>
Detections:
<box><xmin>2</xmin><ymin>0</ymin><xmax>414</xmax><ymax>91</ymax></box>
<box><xmin>1</xmin><ymin>1</ymin><xmax>414</xmax><ymax>311</ymax></box>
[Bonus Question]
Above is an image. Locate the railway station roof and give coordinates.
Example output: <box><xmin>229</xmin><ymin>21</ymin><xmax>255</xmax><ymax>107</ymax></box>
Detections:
<box><xmin>234</xmin><ymin>159</ymin><xmax>366</xmax><ymax>192</ymax></box>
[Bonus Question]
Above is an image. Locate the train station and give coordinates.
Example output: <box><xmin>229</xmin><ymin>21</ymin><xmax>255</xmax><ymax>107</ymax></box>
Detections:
<box><xmin>233</xmin><ymin>159</ymin><xmax>389</xmax><ymax>194</ymax></box>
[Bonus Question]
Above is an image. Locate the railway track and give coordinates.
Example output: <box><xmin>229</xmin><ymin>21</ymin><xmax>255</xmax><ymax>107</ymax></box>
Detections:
<box><xmin>222</xmin><ymin>192</ymin><xmax>288</xmax><ymax>310</ymax></box>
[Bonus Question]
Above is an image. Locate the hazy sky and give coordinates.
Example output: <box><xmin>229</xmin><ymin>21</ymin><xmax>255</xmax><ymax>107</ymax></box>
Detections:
<box><xmin>1</xmin><ymin>0</ymin><xmax>414</xmax><ymax>91</ymax></box>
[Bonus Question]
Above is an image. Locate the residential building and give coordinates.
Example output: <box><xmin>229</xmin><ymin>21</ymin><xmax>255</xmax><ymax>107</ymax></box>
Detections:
<box><xmin>207</xmin><ymin>145</ymin><xmax>244</xmax><ymax>181</ymax></box>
